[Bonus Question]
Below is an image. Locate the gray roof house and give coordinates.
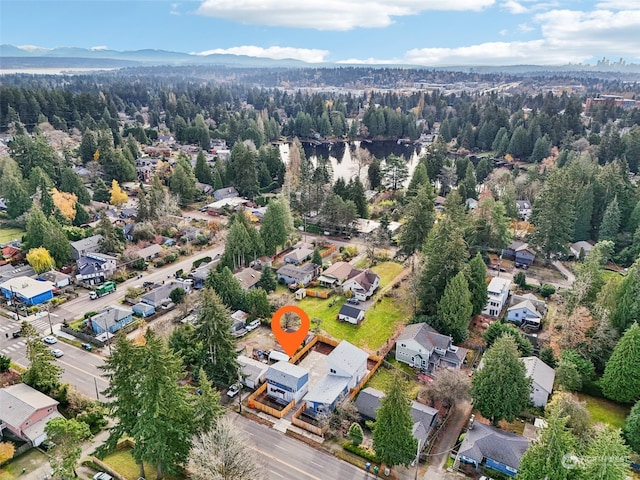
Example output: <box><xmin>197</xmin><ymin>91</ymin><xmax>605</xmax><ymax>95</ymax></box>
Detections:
<box><xmin>457</xmin><ymin>421</ymin><xmax>530</xmax><ymax>477</ymax></box>
<box><xmin>570</xmin><ymin>240</ymin><xmax>595</xmax><ymax>258</ymax></box>
<box><xmin>234</xmin><ymin>267</ymin><xmax>261</xmax><ymax>290</ymax></box>
<box><xmin>395</xmin><ymin>323</ymin><xmax>468</xmax><ymax>372</ymax></box>
<box><xmin>75</xmin><ymin>252</ymin><xmax>117</xmax><ymax>285</ymax></box>
<box><xmin>276</xmin><ymin>263</ymin><xmax>318</xmax><ymax>287</ymax></box>
<box><xmin>338</xmin><ymin>304</ymin><xmax>365</xmax><ymax>324</ymax></box>
<box><xmin>355</xmin><ymin>387</ymin><xmax>439</xmax><ymax>449</ymax></box>
<box><xmin>303</xmin><ymin>340</ymin><xmax>369</xmax><ymax>416</ymax></box>
<box><xmin>502</xmin><ymin>241</ymin><xmax>536</xmax><ymax>267</ymax></box>
<box><xmin>38</xmin><ymin>270</ymin><xmax>71</xmax><ymax>288</ymax></box>
<box><xmin>238</xmin><ymin>355</ymin><xmax>269</xmax><ymax>389</ymax></box>
<box><xmin>507</xmin><ymin>299</ymin><xmax>544</xmax><ymax>327</ymax></box>
<box><xmin>70</xmin><ymin>234</ymin><xmax>104</xmax><ymax>260</ymax></box>
<box><xmin>266</xmin><ymin>361</ymin><xmax>309</xmax><ymax>404</ymax></box>
<box><xmin>284</xmin><ymin>247</ymin><xmax>314</xmax><ymax>265</ymax></box>
<box><xmin>136</xmin><ymin>244</ymin><xmax>163</xmax><ymax>261</ymax></box>
<box><xmin>0</xmin><ymin>383</ymin><xmax>63</xmax><ymax>447</ymax></box>
<box><xmin>520</xmin><ymin>356</ymin><xmax>555</xmax><ymax>407</ymax></box>
<box><xmin>213</xmin><ymin>186</ymin><xmax>239</xmax><ymax>201</ymax></box>
<box><xmin>140</xmin><ymin>281</ymin><xmax>185</xmax><ymax>307</ymax></box>
<box><xmin>89</xmin><ymin>306</ymin><xmax>134</xmax><ymax>335</ymax></box>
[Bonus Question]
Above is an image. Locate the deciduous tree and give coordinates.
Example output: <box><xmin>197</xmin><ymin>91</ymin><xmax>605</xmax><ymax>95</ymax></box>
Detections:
<box><xmin>45</xmin><ymin>417</ymin><xmax>92</xmax><ymax>479</ymax></box>
<box><xmin>51</xmin><ymin>188</ymin><xmax>77</xmax><ymax>221</ymax></box>
<box><xmin>109</xmin><ymin>179</ymin><xmax>128</xmax><ymax>206</ymax></box>
<box><xmin>26</xmin><ymin>247</ymin><xmax>55</xmax><ymax>273</ymax></box>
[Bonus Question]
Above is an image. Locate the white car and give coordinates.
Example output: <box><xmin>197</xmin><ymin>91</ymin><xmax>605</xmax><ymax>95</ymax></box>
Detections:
<box><xmin>246</xmin><ymin>319</ymin><xmax>261</xmax><ymax>331</ymax></box>
<box><xmin>93</xmin><ymin>473</ymin><xmax>114</xmax><ymax>480</ymax></box>
<box><xmin>51</xmin><ymin>349</ymin><xmax>64</xmax><ymax>358</ymax></box>
<box><xmin>43</xmin><ymin>336</ymin><xmax>57</xmax><ymax>345</ymax></box>
<box><xmin>226</xmin><ymin>383</ymin><xmax>241</xmax><ymax>398</ymax></box>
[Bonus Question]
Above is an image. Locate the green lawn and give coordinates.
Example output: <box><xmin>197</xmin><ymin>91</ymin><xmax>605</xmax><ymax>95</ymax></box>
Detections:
<box><xmin>370</xmin><ymin>261</ymin><xmax>405</xmax><ymax>287</ymax></box>
<box><xmin>365</xmin><ymin>366</ymin><xmax>421</xmax><ymax>399</ymax></box>
<box><xmin>0</xmin><ymin>448</ymin><xmax>49</xmax><ymax>480</ymax></box>
<box><xmin>0</xmin><ymin>227</ymin><xmax>25</xmax><ymax>244</ymax></box>
<box><xmin>102</xmin><ymin>449</ymin><xmax>184</xmax><ymax>480</ymax></box>
<box><xmin>577</xmin><ymin>393</ymin><xmax>631</xmax><ymax>429</ymax></box>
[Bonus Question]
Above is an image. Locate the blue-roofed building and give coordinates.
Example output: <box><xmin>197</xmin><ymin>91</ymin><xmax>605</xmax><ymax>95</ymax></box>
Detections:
<box><xmin>89</xmin><ymin>306</ymin><xmax>134</xmax><ymax>335</ymax></box>
<box><xmin>457</xmin><ymin>421</ymin><xmax>530</xmax><ymax>477</ymax></box>
<box><xmin>0</xmin><ymin>276</ymin><xmax>54</xmax><ymax>306</ymax></box>
<box><xmin>132</xmin><ymin>302</ymin><xmax>155</xmax><ymax>318</ymax></box>
<box><xmin>265</xmin><ymin>361</ymin><xmax>309</xmax><ymax>404</ymax></box>
<box><xmin>303</xmin><ymin>340</ymin><xmax>369</xmax><ymax>416</ymax></box>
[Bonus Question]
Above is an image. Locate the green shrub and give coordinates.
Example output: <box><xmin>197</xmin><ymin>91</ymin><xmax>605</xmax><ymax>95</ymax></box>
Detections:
<box><xmin>342</xmin><ymin>442</ymin><xmax>381</xmax><ymax>463</ymax></box>
<box><xmin>192</xmin><ymin>256</ymin><xmax>211</xmax><ymax>269</ymax></box>
<box><xmin>165</xmin><ymin>253</ymin><xmax>179</xmax><ymax>263</ymax></box>
<box><xmin>0</xmin><ymin>354</ymin><xmax>10</xmax><ymax>373</ymax></box>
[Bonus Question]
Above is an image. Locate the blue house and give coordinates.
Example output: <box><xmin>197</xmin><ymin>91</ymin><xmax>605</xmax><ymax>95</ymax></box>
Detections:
<box><xmin>0</xmin><ymin>276</ymin><xmax>54</xmax><ymax>306</ymax></box>
<box><xmin>457</xmin><ymin>421</ymin><xmax>530</xmax><ymax>477</ymax></box>
<box><xmin>89</xmin><ymin>306</ymin><xmax>134</xmax><ymax>334</ymax></box>
<box><xmin>132</xmin><ymin>302</ymin><xmax>155</xmax><ymax>318</ymax></box>
<box><xmin>265</xmin><ymin>361</ymin><xmax>309</xmax><ymax>404</ymax></box>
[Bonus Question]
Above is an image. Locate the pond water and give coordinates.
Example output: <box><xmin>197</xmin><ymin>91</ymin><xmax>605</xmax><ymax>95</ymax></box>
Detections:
<box><xmin>278</xmin><ymin>140</ymin><xmax>427</xmax><ymax>187</ymax></box>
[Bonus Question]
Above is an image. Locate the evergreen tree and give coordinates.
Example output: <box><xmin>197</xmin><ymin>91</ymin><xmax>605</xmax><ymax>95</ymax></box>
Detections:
<box><xmin>312</xmin><ymin>248</ymin><xmax>323</xmax><ymax>266</ymax></box>
<box><xmin>482</xmin><ymin>322</ymin><xmax>533</xmax><ymax>356</ymax></box>
<box><xmin>581</xmin><ymin>426</ymin><xmax>631</xmax><ymax>480</ymax></box>
<box><xmin>397</xmin><ymin>183</ymin><xmax>436</xmax><ymax>257</ymax></box>
<box><xmin>406</xmin><ymin>162</ymin><xmax>429</xmax><ymax>197</ymax></box>
<box><xmin>213</xmin><ymin>168</ymin><xmax>224</xmax><ymax>190</ymax></box>
<box><xmin>79</xmin><ymin>130</ymin><xmax>97</xmax><ymax>164</ymax></box>
<box><xmin>194</xmin><ymin>288</ymin><xmax>239</xmax><ymax>386</ymax></box>
<box><xmin>460</xmin><ymin>162</ymin><xmax>477</xmax><ymax>200</ymax></box>
<box><xmin>260</xmin><ymin>196</ymin><xmax>294</xmax><ymax>256</ymax></box>
<box><xmin>529</xmin><ymin>134</ymin><xmax>550</xmax><ymax>163</ymax></box>
<box><xmin>475</xmin><ymin>157</ymin><xmax>492</xmax><ymax>183</ymax></box>
<box><xmin>245</xmin><ymin>288</ymin><xmax>270</xmax><ymax>320</ymax></box>
<box><xmin>419</xmin><ymin>217</ymin><xmax>469</xmax><ymax>315</ymax></box>
<box><xmin>600</xmin><ymin>322</ymin><xmax>640</xmax><ymax>403</ymax></box>
<box><xmin>572</xmin><ymin>184</ymin><xmax>594</xmax><ymax>242</ymax></box>
<box><xmin>192</xmin><ymin>368</ymin><xmax>225</xmax><ymax>435</ymax></box>
<box><xmin>347</xmin><ymin>422</ymin><xmax>364</xmax><ymax>446</ymax></box>
<box><xmin>598</xmin><ymin>196</ymin><xmax>621</xmax><ymax>243</ymax></box>
<box><xmin>467</xmin><ymin>253</ymin><xmax>488</xmax><ymax>316</ymax></box>
<box><xmin>206</xmin><ymin>266</ymin><xmax>246</xmax><ymax>311</ymax></box>
<box><xmin>530</xmin><ymin>169</ymin><xmax>575</xmax><ymax>261</ymax></box>
<box><xmin>21</xmin><ymin>322</ymin><xmax>62</xmax><ymax>394</ymax></box>
<box><xmin>368</xmin><ymin>158</ymin><xmax>382</xmax><ymax>189</ymax></box>
<box><xmin>194</xmin><ymin>150</ymin><xmax>214</xmax><ymax>185</ymax></box>
<box><xmin>436</xmin><ymin>271</ymin><xmax>472</xmax><ymax>343</ymax></box>
<box><xmin>610</xmin><ymin>260</ymin><xmax>640</xmax><ymax>333</ymax></box>
<box><xmin>0</xmin><ymin>173</ymin><xmax>32</xmax><ymax>219</ymax></box>
<box><xmin>623</xmin><ymin>400</ymin><xmax>640</xmax><ymax>453</ymax></box>
<box><xmin>72</xmin><ymin>203</ymin><xmax>90</xmax><ymax>226</ymax></box>
<box><xmin>24</xmin><ymin>205</ymin><xmax>49</xmax><ymax>250</ymax></box>
<box><xmin>257</xmin><ymin>267</ymin><xmax>277</xmax><ymax>293</ymax></box>
<box><xmin>373</xmin><ymin>373</ymin><xmax>418</xmax><ymax>468</ymax></box>
<box><xmin>92</xmin><ymin>178</ymin><xmax>111</xmax><ymax>203</ymax></box>
<box><xmin>516</xmin><ymin>408</ymin><xmax>578</xmax><ymax>480</ymax></box>
<box><xmin>346</xmin><ymin>177</ymin><xmax>368</xmax><ymax>218</ymax></box>
<box><xmin>229</xmin><ymin>142</ymin><xmax>259</xmax><ymax>199</ymax></box>
<box><xmin>471</xmin><ymin>335</ymin><xmax>531</xmax><ymax>425</ymax></box>
<box><xmin>169</xmin><ymin>158</ymin><xmax>199</xmax><ymax>206</ymax></box>
<box><xmin>60</xmin><ymin>167</ymin><xmax>91</xmax><ymax>205</ymax></box>
<box><xmin>96</xmin><ymin>215</ymin><xmax>124</xmax><ymax>254</ymax></box>
<box><xmin>381</xmin><ymin>154</ymin><xmax>409</xmax><ymax>191</ymax></box>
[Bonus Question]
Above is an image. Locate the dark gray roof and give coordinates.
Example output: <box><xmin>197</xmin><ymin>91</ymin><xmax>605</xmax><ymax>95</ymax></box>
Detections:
<box><xmin>354</xmin><ymin>387</ymin><xmax>385</xmax><ymax>420</ymax></box>
<box><xmin>398</xmin><ymin>322</ymin><xmax>451</xmax><ymax>351</ymax></box>
<box><xmin>70</xmin><ymin>234</ymin><xmax>103</xmax><ymax>252</ymax></box>
<box><xmin>91</xmin><ymin>306</ymin><xmax>132</xmax><ymax>330</ymax></box>
<box><xmin>277</xmin><ymin>264</ymin><xmax>313</xmax><ymax>281</ymax></box>
<box><xmin>458</xmin><ymin>422</ymin><xmax>530</xmax><ymax>469</ymax></box>
<box><xmin>338</xmin><ymin>304</ymin><xmax>364</xmax><ymax>319</ymax></box>
<box><xmin>410</xmin><ymin>400</ymin><xmax>439</xmax><ymax>428</ymax></box>
<box><xmin>233</xmin><ymin>267</ymin><xmax>261</xmax><ymax>289</ymax></box>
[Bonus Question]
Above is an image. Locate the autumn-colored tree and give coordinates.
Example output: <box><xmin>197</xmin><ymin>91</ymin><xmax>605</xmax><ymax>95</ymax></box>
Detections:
<box><xmin>26</xmin><ymin>247</ymin><xmax>55</xmax><ymax>273</ymax></box>
<box><xmin>51</xmin><ymin>188</ymin><xmax>78</xmax><ymax>220</ymax></box>
<box><xmin>0</xmin><ymin>441</ymin><xmax>15</xmax><ymax>464</ymax></box>
<box><xmin>109</xmin><ymin>179</ymin><xmax>128</xmax><ymax>206</ymax></box>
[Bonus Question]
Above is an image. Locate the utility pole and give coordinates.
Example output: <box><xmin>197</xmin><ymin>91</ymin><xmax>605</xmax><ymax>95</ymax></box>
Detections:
<box><xmin>46</xmin><ymin>302</ymin><xmax>54</xmax><ymax>335</ymax></box>
<box><xmin>414</xmin><ymin>438</ymin><xmax>422</xmax><ymax>480</ymax></box>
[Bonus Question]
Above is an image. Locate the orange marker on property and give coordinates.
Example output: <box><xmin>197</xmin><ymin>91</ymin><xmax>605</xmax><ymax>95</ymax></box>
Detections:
<box><xmin>270</xmin><ymin>305</ymin><xmax>310</xmax><ymax>357</ymax></box>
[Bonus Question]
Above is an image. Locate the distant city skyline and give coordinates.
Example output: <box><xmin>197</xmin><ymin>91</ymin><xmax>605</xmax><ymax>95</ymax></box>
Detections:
<box><xmin>1</xmin><ymin>0</ymin><xmax>639</xmax><ymax>66</ymax></box>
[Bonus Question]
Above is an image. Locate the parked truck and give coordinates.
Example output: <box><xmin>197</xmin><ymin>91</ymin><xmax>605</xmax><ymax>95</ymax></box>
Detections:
<box><xmin>89</xmin><ymin>281</ymin><xmax>116</xmax><ymax>300</ymax></box>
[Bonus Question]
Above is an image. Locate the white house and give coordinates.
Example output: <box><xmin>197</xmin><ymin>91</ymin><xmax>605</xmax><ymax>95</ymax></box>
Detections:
<box><xmin>516</xmin><ymin>200</ymin><xmax>532</xmax><ymax>221</ymax></box>
<box><xmin>395</xmin><ymin>323</ymin><xmax>467</xmax><ymax>371</ymax></box>
<box><xmin>342</xmin><ymin>269</ymin><xmax>380</xmax><ymax>301</ymax></box>
<box><xmin>520</xmin><ymin>356</ymin><xmax>555</xmax><ymax>407</ymax></box>
<box><xmin>570</xmin><ymin>241</ymin><xmax>595</xmax><ymax>258</ymax></box>
<box><xmin>75</xmin><ymin>252</ymin><xmax>117</xmax><ymax>285</ymax></box>
<box><xmin>265</xmin><ymin>361</ymin><xmax>309</xmax><ymax>404</ymax></box>
<box><xmin>337</xmin><ymin>304</ymin><xmax>365</xmax><ymax>324</ymax></box>
<box><xmin>482</xmin><ymin>277</ymin><xmax>511</xmax><ymax>318</ymax></box>
<box><xmin>507</xmin><ymin>300</ymin><xmax>544</xmax><ymax>327</ymax></box>
<box><xmin>237</xmin><ymin>355</ymin><xmax>269</xmax><ymax>389</ymax></box>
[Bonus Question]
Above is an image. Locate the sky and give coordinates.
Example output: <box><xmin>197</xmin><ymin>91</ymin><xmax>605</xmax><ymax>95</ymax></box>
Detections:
<box><xmin>1</xmin><ymin>0</ymin><xmax>640</xmax><ymax>66</ymax></box>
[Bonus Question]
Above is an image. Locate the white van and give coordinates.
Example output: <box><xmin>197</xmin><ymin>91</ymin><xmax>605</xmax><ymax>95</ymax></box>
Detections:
<box><xmin>268</xmin><ymin>350</ymin><xmax>290</xmax><ymax>363</ymax></box>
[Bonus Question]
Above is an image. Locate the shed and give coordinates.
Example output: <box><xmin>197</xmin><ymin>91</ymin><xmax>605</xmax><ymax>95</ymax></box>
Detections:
<box><xmin>337</xmin><ymin>304</ymin><xmax>365</xmax><ymax>324</ymax></box>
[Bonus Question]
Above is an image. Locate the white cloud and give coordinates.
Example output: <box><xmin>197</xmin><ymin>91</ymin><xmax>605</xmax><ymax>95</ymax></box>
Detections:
<box><xmin>501</xmin><ymin>0</ymin><xmax>529</xmax><ymax>14</ymax></box>
<box><xmin>90</xmin><ymin>46</ymin><xmax>108</xmax><ymax>51</ymax></box>
<box><xmin>501</xmin><ymin>0</ymin><xmax>559</xmax><ymax>14</ymax></box>
<box><xmin>595</xmin><ymin>1</ymin><xmax>639</xmax><ymax>9</ymax></box>
<box><xmin>196</xmin><ymin>0</ymin><xmax>495</xmax><ymax>30</ymax></box>
<box><xmin>17</xmin><ymin>45</ymin><xmax>51</xmax><ymax>51</ymax></box>
<box><xmin>499</xmin><ymin>29</ymin><xmax>509</xmax><ymax>35</ymax></box>
<box><xmin>518</xmin><ymin>23</ymin><xmax>533</xmax><ymax>31</ymax></box>
<box><xmin>192</xmin><ymin>46</ymin><xmax>329</xmax><ymax>63</ymax></box>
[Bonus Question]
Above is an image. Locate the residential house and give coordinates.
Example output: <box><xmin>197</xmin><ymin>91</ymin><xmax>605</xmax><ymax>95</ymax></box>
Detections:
<box><xmin>136</xmin><ymin>244</ymin><xmax>163</xmax><ymax>261</ymax></box>
<box><xmin>70</xmin><ymin>234</ymin><xmax>103</xmax><ymax>260</ymax></box>
<box><xmin>482</xmin><ymin>277</ymin><xmax>511</xmax><ymax>318</ymax></box>
<box><xmin>180</xmin><ymin>226</ymin><xmax>205</xmax><ymax>242</ymax></box>
<box><xmin>119</xmin><ymin>208</ymin><xmax>136</xmax><ymax>219</ymax></box>
<box><xmin>303</xmin><ymin>341</ymin><xmax>369</xmax><ymax>415</ymax></box>
<box><xmin>189</xmin><ymin>260</ymin><xmax>218</xmax><ymax>289</ymax></box>
<box><xmin>0</xmin><ymin>264</ymin><xmax>36</xmax><ymax>284</ymax></box>
<box><xmin>355</xmin><ymin>387</ymin><xmax>439</xmax><ymax>449</ymax></box>
<box><xmin>0</xmin><ymin>276</ymin><xmax>54</xmax><ymax>306</ymax></box>
<box><xmin>337</xmin><ymin>304</ymin><xmax>365</xmax><ymax>325</ymax></box>
<box><xmin>395</xmin><ymin>323</ymin><xmax>468</xmax><ymax>371</ymax></box>
<box><xmin>265</xmin><ymin>361</ymin><xmax>309</xmax><ymax>404</ymax></box>
<box><xmin>234</xmin><ymin>267</ymin><xmax>261</xmax><ymax>290</ymax></box>
<box><xmin>1</xmin><ymin>245</ymin><xmax>23</xmax><ymax>265</ymax></box>
<box><xmin>570</xmin><ymin>240</ymin><xmax>595</xmax><ymax>258</ymax></box>
<box><xmin>284</xmin><ymin>247</ymin><xmax>314</xmax><ymax>265</ymax></box>
<box><xmin>230</xmin><ymin>310</ymin><xmax>249</xmax><ymax>337</ymax></box>
<box><xmin>89</xmin><ymin>306</ymin><xmax>134</xmax><ymax>334</ymax></box>
<box><xmin>237</xmin><ymin>355</ymin><xmax>269</xmax><ymax>389</ymax></box>
<box><xmin>520</xmin><ymin>356</ymin><xmax>555</xmax><ymax>407</ymax></box>
<box><xmin>140</xmin><ymin>281</ymin><xmax>186</xmax><ymax>308</ymax></box>
<box><xmin>132</xmin><ymin>302</ymin><xmax>155</xmax><ymax>318</ymax></box>
<box><xmin>465</xmin><ymin>198</ymin><xmax>478</xmax><ymax>210</ymax></box>
<box><xmin>457</xmin><ymin>421</ymin><xmax>530</xmax><ymax>477</ymax></box>
<box><xmin>502</xmin><ymin>241</ymin><xmax>536</xmax><ymax>267</ymax></box>
<box><xmin>342</xmin><ymin>269</ymin><xmax>380</xmax><ymax>301</ymax></box>
<box><xmin>0</xmin><ymin>383</ymin><xmax>63</xmax><ymax>447</ymax></box>
<box><xmin>276</xmin><ymin>263</ymin><xmax>318</xmax><ymax>287</ymax></box>
<box><xmin>213</xmin><ymin>187</ymin><xmax>239</xmax><ymax>201</ymax></box>
<box><xmin>434</xmin><ymin>195</ymin><xmax>447</xmax><ymax>213</ymax></box>
<box><xmin>196</xmin><ymin>182</ymin><xmax>213</xmax><ymax>195</ymax></box>
<box><xmin>354</xmin><ymin>218</ymin><xmax>380</xmax><ymax>236</ymax></box>
<box><xmin>75</xmin><ymin>252</ymin><xmax>117</xmax><ymax>285</ymax></box>
<box><xmin>38</xmin><ymin>270</ymin><xmax>71</xmax><ymax>288</ymax></box>
<box><xmin>318</xmin><ymin>262</ymin><xmax>356</xmax><ymax>288</ymax></box>
<box><xmin>516</xmin><ymin>200</ymin><xmax>532</xmax><ymax>221</ymax></box>
<box><xmin>507</xmin><ymin>299</ymin><xmax>544</xmax><ymax>328</ymax></box>
<box><xmin>123</xmin><ymin>222</ymin><xmax>136</xmax><ymax>241</ymax></box>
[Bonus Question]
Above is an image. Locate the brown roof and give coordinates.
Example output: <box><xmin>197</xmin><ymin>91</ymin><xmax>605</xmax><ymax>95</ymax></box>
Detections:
<box><xmin>347</xmin><ymin>269</ymin><xmax>379</xmax><ymax>292</ymax></box>
<box><xmin>233</xmin><ymin>267</ymin><xmax>261</xmax><ymax>290</ymax></box>
<box><xmin>323</xmin><ymin>261</ymin><xmax>356</xmax><ymax>282</ymax></box>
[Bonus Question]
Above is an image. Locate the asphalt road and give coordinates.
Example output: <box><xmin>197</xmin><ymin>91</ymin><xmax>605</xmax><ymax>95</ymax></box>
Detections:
<box><xmin>235</xmin><ymin>415</ymin><xmax>370</xmax><ymax>480</ymax></box>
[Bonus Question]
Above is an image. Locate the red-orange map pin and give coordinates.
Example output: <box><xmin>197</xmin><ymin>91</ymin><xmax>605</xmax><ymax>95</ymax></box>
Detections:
<box><xmin>270</xmin><ymin>305</ymin><xmax>310</xmax><ymax>357</ymax></box>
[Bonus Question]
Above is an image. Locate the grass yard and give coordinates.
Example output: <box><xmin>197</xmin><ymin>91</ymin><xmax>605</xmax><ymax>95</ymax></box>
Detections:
<box><xmin>366</xmin><ymin>366</ymin><xmax>422</xmax><ymax>399</ymax></box>
<box><xmin>102</xmin><ymin>449</ymin><xmax>184</xmax><ymax>480</ymax></box>
<box><xmin>0</xmin><ymin>227</ymin><xmax>25</xmax><ymax>244</ymax></box>
<box><xmin>577</xmin><ymin>393</ymin><xmax>631</xmax><ymax>429</ymax></box>
<box><xmin>0</xmin><ymin>448</ymin><xmax>49</xmax><ymax>480</ymax></box>
<box><xmin>370</xmin><ymin>261</ymin><xmax>405</xmax><ymax>287</ymax></box>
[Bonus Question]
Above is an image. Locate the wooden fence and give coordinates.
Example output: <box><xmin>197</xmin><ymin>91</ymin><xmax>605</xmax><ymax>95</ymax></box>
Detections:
<box><xmin>246</xmin><ymin>383</ymin><xmax>297</xmax><ymax>419</ymax></box>
<box><xmin>291</xmin><ymin>402</ymin><xmax>328</xmax><ymax>436</ymax></box>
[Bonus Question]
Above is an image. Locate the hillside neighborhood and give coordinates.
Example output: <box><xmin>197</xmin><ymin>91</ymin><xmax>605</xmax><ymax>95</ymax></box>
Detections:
<box><xmin>0</xmin><ymin>67</ymin><xmax>640</xmax><ymax>480</ymax></box>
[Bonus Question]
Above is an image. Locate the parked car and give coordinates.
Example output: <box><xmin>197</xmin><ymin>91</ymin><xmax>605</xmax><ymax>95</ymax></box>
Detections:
<box><xmin>347</xmin><ymin>298</ymin><xmax>360</xmax><ymax>305</ymax></box>
<box><xmin>246</xmin><ymin>319</ymin><xmax>261</xmax><ymax>331</ymax></box>
<box><xmin>43</xmin><ymin>336</ymin><xmax>57</xmax><ymax>345</ymax></box>
<box><xmin>226</xmin><ymin>383</ymin><xmax>241</xmax><ymax>398</ymax></box>
<box><xmin>51</xmin><ymin>349</ymin><xmax>64</xmax><ymax>358</ymax></box>
<box><xmin>81</xmin><ymin>343</ymin><xmax>93</xmax><ymax>351</ymax></box>
<box><xmin>12</xmin><ymin>330</ymin><xmax>21</xmax><ymax>338</ymax></box>
<box><xmin>93</xmin><ymin>473</ymin><xmax>114</xmax><ymax>480</ymax></box>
